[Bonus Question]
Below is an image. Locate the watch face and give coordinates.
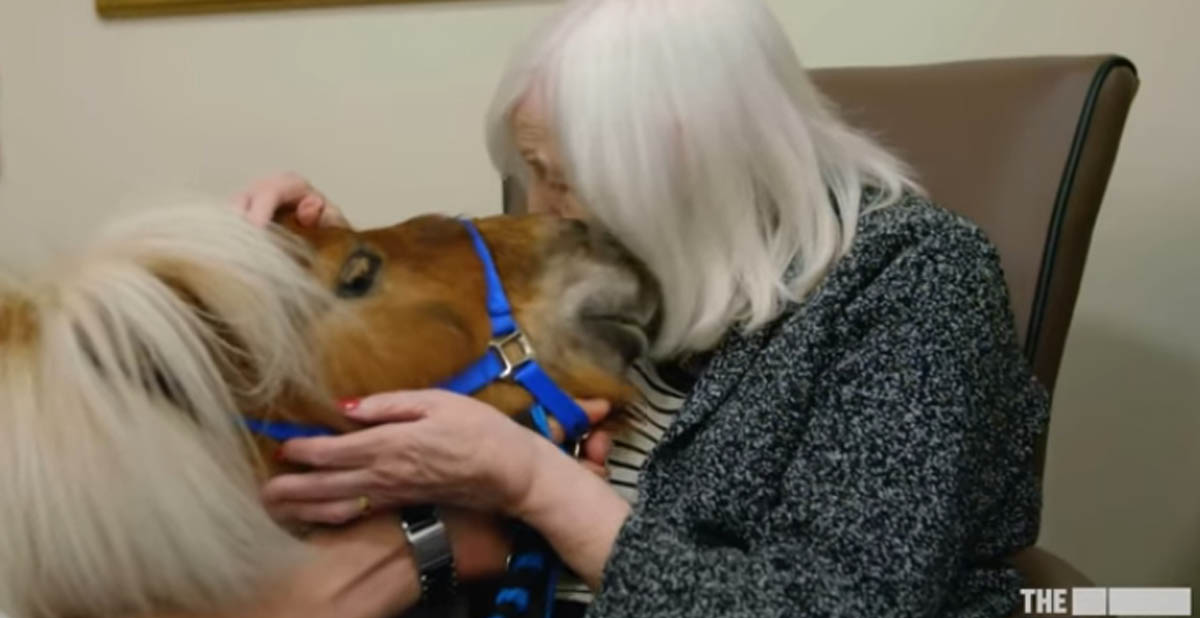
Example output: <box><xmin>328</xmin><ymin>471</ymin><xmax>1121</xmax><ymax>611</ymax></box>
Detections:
<box><xmin>401</xmin><ymin>505</ymin><xmax>438</xmax><ymax>526</ymax></box>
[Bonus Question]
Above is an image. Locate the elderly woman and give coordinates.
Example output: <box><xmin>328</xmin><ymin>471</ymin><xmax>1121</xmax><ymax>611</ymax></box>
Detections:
<box><xmin>235</xmin><ymin>0</ymin><xmax>1048</xmax><ymax>617</ymax></box>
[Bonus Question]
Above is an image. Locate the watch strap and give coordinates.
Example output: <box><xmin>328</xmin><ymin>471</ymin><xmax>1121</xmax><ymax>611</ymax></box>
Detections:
<box><xmin>399</xmin><ymin>506</ymin><xmax>457</xmax><ymax>606</ymax></box>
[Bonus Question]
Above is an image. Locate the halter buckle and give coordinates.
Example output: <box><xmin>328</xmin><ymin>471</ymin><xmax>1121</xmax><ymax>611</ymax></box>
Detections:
<box><xmin>489</xmin><ymin>330</ymin><xmax>535</xmax><ymax>380</ymax></box>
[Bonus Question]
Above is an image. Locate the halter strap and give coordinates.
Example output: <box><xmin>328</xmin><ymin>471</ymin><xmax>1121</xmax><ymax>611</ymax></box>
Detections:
<box><xmin>440</xmin><ymin>220</ymin><xmax>591</xmax><ymax>442</ymax></box>
<box><xmin>462</xmin><ymin>218</ymin><xmax>518</xmax><ymax>339</ymax></box>
<box><xmin>241</xmin><ymin>417</ymin><xmax>333</xmax><ymax>440</ymax></box>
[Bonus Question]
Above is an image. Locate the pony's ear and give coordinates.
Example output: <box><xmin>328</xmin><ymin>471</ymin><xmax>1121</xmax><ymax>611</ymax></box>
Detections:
<box><xmin>0</xmin><ymin>207</ymin><xmax>331</xmax><ymax>618</ymax></box>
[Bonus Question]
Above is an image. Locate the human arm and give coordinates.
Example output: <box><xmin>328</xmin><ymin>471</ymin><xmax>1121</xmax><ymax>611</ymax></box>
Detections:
<box><xmin>263</xmin><ymin>393</ymin><xmax>628</xmax><ymax>590</ymax></box>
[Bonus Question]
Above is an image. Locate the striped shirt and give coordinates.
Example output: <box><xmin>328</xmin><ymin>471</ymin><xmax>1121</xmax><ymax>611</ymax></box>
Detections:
<box><xmin>555</xmin><ymin>358</ymin><xmax>692</xmax><ymax>604</ymax></box>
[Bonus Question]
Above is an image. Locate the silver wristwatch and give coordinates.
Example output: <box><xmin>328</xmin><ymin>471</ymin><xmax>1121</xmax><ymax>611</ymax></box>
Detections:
<box><xmin>399</xmin><ymin>506</ymin><xmax>457</xmax><ymax>605</ymax></box>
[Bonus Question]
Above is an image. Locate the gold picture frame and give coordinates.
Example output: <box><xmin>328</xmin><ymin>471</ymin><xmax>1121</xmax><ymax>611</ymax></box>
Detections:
<box><xmin>96</xmin><ymin>0</ymin><xmax>449</xmax><ymax>18</ymax></box>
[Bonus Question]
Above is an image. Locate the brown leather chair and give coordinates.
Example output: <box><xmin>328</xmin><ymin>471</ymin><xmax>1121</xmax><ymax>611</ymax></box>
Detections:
<box><xmin>503</xmin><ymin>54</ymin><xmax>1139</xmax><ymax>610</ymax></box>
<box><xmin>808</xmin><ymin>56</ymin><xmax>1139</xmax><ymax>597</ymax></box>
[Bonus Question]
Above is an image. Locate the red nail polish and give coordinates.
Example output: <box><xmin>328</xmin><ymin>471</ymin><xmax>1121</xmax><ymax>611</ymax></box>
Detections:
<box><xmin>273</xmin><ymin>447</ymin><xmax>286</xmax><ymax>462</ymax></box>
<box><xmin>338</xmin><ymin>398</ymin><xmax>361</xmax><ymax>413</ymax></box>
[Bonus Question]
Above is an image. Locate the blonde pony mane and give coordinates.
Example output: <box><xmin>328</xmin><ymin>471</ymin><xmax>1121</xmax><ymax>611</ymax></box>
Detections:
<box><xmin>0</xmin><ymin>207</ymin><xmax>334</xmax><ymax>618</ymax></box>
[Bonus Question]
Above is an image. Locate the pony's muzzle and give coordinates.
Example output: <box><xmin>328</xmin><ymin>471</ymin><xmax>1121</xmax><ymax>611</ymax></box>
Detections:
<box><xmin>551</xmin><ymin>219</ymin><xmax>662</xmax><ymax>365</ymax></box>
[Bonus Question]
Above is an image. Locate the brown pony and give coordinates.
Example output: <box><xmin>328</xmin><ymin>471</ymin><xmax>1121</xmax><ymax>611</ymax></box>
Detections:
<box><xmin>0</xmin><ymin>207</ymin><xmax>659</xmax><ymax>618</ymax></box>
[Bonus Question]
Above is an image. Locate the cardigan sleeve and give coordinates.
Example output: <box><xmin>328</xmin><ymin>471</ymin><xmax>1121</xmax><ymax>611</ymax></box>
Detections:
<box><xmin>586</xmin><ymin>224</ymin><xmax>1048</xmax><ymax>618</ymax></box>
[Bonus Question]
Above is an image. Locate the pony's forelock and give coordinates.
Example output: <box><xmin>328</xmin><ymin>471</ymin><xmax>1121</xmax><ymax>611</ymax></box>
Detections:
<box><xmin>0</xmin><ymin>207</ymin><xmax>332</xmax><ymax>618</ymax></box>
<box><xmin>486</xmin><ymin>0</ymin><xmax>919</xmax><ymax>357</ymax></box>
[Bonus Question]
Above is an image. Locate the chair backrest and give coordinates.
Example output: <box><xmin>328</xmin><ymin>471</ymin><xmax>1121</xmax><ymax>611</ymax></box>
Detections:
<box><xmin>502</xmin><ymin>56</ymin><xmax>1139</xmax><ymax>469</ymax></box>
<box><xmin>808</xmin><ymin>55</ymin><xmax>1138</xmax><ymax>397</ymax></box>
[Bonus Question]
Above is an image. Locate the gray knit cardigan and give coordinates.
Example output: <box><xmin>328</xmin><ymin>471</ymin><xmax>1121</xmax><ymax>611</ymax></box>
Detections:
<box><xmin>587</xmin><ymin>195</ymin><xmax>1050</xmax><ymax>618</ymax></box>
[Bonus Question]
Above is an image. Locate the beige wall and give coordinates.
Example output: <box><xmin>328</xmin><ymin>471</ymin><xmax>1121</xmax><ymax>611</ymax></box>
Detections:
<box><xmin>1</xmin><ymin>0</ymin><xmax>1197</xmax><ymax>590</ymax></box>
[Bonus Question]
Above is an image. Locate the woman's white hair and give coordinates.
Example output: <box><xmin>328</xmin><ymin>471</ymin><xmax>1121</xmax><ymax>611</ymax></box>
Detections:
<box><xmin>487</xmin><ymin>0</ymin><xmax>918</xmax><ymax>357</ymax></box>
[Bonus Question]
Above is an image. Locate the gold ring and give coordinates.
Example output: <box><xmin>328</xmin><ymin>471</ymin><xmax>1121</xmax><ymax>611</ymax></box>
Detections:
<box><xmin>357</xmin><ymin>495</ymin><xmax>372</xmax><ymax>515</ymax></box>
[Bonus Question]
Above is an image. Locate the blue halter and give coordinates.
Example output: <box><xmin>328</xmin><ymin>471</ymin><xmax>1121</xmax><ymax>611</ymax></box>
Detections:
<box><xmin>242</xmin><ymin>219</ymin><xmax>590</xmax><ymax>443</ymax></box>
<box><xmin>437</xmin><ymin>220</ymin><xmax>591</xmax><ymax>442</ymax></box>
<box><xmin>243</xmin><ymin>218</ymin><xmax>588</xmax><ymax>618</ymax></box>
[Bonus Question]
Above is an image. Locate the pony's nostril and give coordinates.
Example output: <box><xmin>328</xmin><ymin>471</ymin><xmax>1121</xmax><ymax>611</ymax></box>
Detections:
<box><xmin>580</xmin><ymin>313</ymin><xmax>651</xmax><ymax>364</ymax></box>
<box><xmin>643</xmin><ymin>302</ymin><xmax>663</xmax><ymax>345</ymax></box>
<box><xmin>578</xmin><ymin>265</ymin><xmax>661</xmax><ymax>364</ymax></box>
<box><xmin>565</xmin><ymin>218</ymin><xmax>589</xmax><ymax>234</ymax></box>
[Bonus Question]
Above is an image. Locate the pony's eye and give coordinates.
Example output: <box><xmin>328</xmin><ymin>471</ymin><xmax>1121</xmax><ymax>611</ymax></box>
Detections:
<box><xmin>335</xmin><ymin>248</ymin><xmax>382</xmax><ymax>299</ymax></box>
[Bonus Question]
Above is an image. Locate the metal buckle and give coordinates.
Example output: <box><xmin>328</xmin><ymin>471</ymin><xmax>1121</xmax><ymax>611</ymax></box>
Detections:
<box><xmin>489</xmin><ymin>330</ymin><xmax>535</xmax><ymax>380</ymax></box>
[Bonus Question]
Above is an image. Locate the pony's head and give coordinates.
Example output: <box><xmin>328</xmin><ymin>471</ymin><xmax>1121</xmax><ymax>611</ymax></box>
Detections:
<box><xmin>0</xmin><ymin>207</ymin><xmax>659</xmax><ymax>618</ymax></box>
<box><xmin>279</xmin><ymin>213</ymin><xmax>658</xmax><ymax>431</ymax></box>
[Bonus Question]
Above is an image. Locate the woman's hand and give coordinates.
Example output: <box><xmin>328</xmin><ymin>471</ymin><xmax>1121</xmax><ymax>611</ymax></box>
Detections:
<box><xmin>264</xmin><ymin>390</ymin><xmax>629</xmax><ymax>590</ymax></box>
<box><xmin>263</xmin><ymin>391</ymin><xmax>613</xmax><ymax>522</ymax></box>
<box><xmin>232</xmin><ymin>172</ymin><xmax>351</xmax><ymax>228</ymax></box>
